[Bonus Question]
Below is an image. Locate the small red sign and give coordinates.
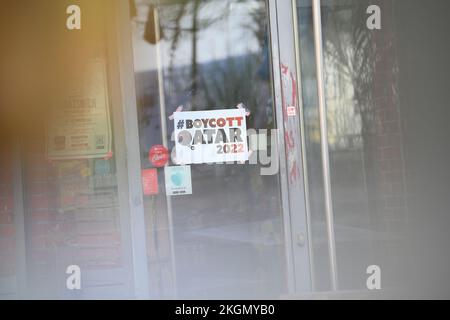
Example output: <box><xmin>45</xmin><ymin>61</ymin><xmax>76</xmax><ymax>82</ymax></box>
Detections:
<box><xmin>142</xmin><ymin>169</ymin><xmax>158</xmax><ymax>196</ymax></box>
<box><xmin>149</xmin><ymin>145</ymin><xmax>169</xmax><ymax>167</ymax></box>
<box><xmin>287</xmin><ymin>106</ymin><xmax>297</xmax><ymax>117</ymax></box>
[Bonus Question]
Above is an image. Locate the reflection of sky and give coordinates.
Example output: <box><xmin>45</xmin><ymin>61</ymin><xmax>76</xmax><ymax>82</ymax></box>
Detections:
<box><xmin>132</xmin><ymin>0</ymin><xmax>262</xmax><ymax>72</ymax></box>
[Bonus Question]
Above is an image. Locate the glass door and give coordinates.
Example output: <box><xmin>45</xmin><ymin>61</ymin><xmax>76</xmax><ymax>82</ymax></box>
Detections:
<box><xmin>127</xmin><ymin>0</ymin><xmax>310</xmax><ymax>299</ymax></box>
<box><xmin>294</xmin><ymin>0</ymin><xmax>450</xmax><ymax>297</ymax></box>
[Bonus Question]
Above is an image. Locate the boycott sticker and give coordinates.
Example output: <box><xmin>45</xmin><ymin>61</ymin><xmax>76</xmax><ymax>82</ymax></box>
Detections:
<box><xmin>174</xmin><ymin>109</ymin><xmax>249</xmax><ymax>165</ymax></box>
<box><xmin>149</xmin><ymin>145</ymin><xmax>169</xmax><ymax>167</ymax></box>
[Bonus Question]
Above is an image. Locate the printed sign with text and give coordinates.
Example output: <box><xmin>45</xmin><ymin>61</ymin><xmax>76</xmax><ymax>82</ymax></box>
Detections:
<box><xmin>174</xmin><ymin>109</ymin><xmax>249</xmax><ymax>164</ymax></box>
<box><xmin>165</xmin><ymin>166</ymin><xmax>192</xmax><ymax>196</ymax></box>
<box><xmin>142</xmin><ymin>169</ymin><xmax>159</xmax><ymax>196</ymax></box>
<box><xmin>46</xmin><ymin>60</ymin><xmax>112</xmax><ymax>160</ymax></box>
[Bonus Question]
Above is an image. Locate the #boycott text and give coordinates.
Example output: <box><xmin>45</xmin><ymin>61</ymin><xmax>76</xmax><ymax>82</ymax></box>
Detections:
<box><xmin>174</xmin><ymin>109</ymin><xmax>249</xmax><ymax>165</ymax></box>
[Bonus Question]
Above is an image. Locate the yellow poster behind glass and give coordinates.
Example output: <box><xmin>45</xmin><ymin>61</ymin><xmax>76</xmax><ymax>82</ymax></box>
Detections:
<box><xmin>46</xmin><ymin>60</ymin><xmax>112</xmax><ymax>160</ymax></box>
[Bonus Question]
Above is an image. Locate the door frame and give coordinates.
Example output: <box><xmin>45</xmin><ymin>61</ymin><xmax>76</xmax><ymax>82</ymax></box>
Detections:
<box><xmin>268</xmin><ymin>0</ymin><xmax>313</xmax><ymax>293</ymax></box>
<box><xmin>106</xmin><ymin>0</ymin><xmax>151</xmax><ymax>299</ymax></box>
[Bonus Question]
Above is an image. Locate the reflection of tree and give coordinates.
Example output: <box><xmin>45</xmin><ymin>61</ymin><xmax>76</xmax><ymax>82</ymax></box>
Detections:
<box><xmin>323</xmin><ymin>1</ymin><xmax>397</xmax><ymax>140</ymax></box>
<box><xmin>196</xmin><ymin>1</ymin><xmax>270</xmax><ymax>127</ymax></box>
<box><xmin>241</xmin><ymin>1</ymin><xmax>267</xmax><ymax>49</ymax></box>
<box><xmin>135</xmin><ymin>0</ymin><xmax>268</xmax><ymax>111</ymax></box>
<box><xmin>151</xmin><ymin>0</ymin><xmax>232</xmax><ymax>108</ymax></box>
<box><xmin>323</xmin><ymin>1</ymin><xmax>400</xmax><ymax>228</ymax></box>
<box><xmin>199</xmin><ymin>55</ymin><xmax>264</xmax><ymax>123</ymax></box>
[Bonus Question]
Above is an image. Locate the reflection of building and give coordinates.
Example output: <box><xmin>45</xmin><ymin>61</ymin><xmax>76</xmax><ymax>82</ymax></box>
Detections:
<box><xmin>1</xmin><ymin>0</ymin><xmax>450</xmax><ymax>300</ymax></box>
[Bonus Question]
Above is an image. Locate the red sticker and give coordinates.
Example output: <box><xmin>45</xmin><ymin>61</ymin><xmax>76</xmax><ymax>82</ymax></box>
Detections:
<box><xmin>149</xmin><ymin>145</ymin><xmax>169</xmax><ymax>167</ymax></box>
<box><xmin>287</xmin><ymin>106</ymin><xmax>297</xmax><ymax>117</ymax></box>
<box><xmin>142</xmin><ymin>169</ymin><xmax>159</xmax><ymax>196</ymax></box>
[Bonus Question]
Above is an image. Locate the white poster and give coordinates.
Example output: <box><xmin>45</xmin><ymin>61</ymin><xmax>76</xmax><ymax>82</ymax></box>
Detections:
<box><xmin>165</xmin><ymin>166</ymin><xmax>192</xmax><ymax>196</ymax></box>
<box><xmin>174</xmin><ymin>109</ymin><xmax>249</xmax><ymax>165</ymax></box>
<box><xmin>46</xmin><ymin>60</ymin><xmax>112</xmax><ymax>160</ymax></box>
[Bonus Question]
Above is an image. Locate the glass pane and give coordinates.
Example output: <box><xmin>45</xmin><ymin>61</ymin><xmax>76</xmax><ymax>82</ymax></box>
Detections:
<box><xmin>131</xmin><ymin>0</ymin><xmax>287</xmax><ymax>299</ymax></box>
<box><xmin>296</xmin><ymin>0</ymin><xmax>450</xmax><ymax>296</ymax></box>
